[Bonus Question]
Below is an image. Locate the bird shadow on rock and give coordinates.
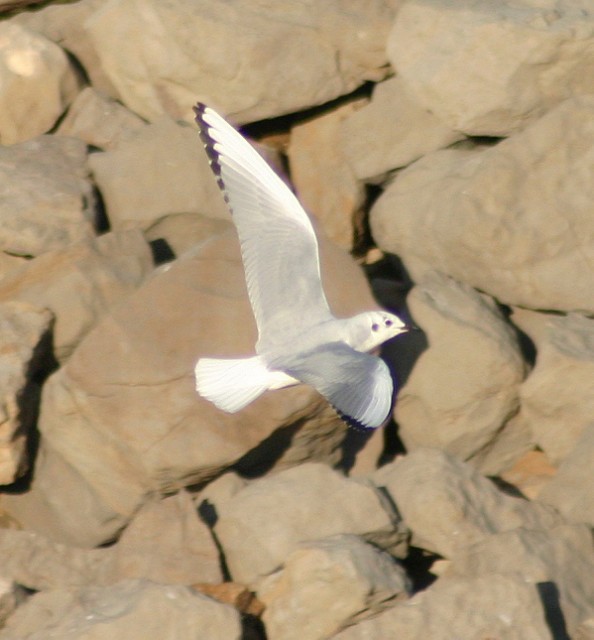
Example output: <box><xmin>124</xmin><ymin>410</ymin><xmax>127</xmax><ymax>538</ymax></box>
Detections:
<box><xmin>537</xmin><ymin>581</ymin><xmax>571</xmax><ymax>640</ymax></box>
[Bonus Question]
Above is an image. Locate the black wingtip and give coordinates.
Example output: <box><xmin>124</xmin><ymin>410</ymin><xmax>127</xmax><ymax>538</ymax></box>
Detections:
<box><xmin>333</xmin><ymin>406</ymin><xmax>382</xmax><ymax>433</ymax></box>
<box><xmin>193</xmin><ymin>102</ymin><xmax>229</xmax><ymax>203</ymax></box>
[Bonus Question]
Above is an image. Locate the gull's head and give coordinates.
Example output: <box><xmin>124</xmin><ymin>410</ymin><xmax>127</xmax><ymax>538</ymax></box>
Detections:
<box><xmin>352</xmin><ymin>310</ymin><xmax>409</xmax><ymax>352</ymax></box>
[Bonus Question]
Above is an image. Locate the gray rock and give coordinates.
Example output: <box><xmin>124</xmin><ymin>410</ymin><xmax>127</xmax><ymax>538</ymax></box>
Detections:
<box><xmin>4</xmin><ymin>231</ymin><xmax>380</xmax><ymax>546</ymax></box>
<box><xmin>0</xmin><ymin>302</ymin><xmax>52</xmax><ymax>484</ymax></box>
<box><xmin>373</xmin><ymin>448</ymin><xmax>562</xmax><ymax>557</ymax></box>
<box><xmin>333</xmin><ymin>573</ymin><xmax>553</xmax><ymax>640</ymax></box>
<box><xmin>519</xmin><ymin>313</ymin><xmax>594</xmax><ymax>463</ymax></box>
<box><xmin>0</xmin><ymin>23</ymin><xmax>80</xmax><ymax>144</ymax></box>
<box><xmin>448</xmin><ymin>524</ymin><xmax>594</xmax><ymax>636</ymax></box>
<box><xmin>258</xmin><ymin>534</ymin><xmax>410</xmax><ymax>640</ymax></box>
<box><xmin>340</xmin><ymin>76</ymin><xmax>463</xmax><ymax>182</ymax></box>
<box><xmin>0</xmin><ymin>579</ymin><xmax>242</xmax><ymax>640</ymax></box>
<box><xmin>83</xmin><ymin>0</ymin><xmax>397</xmax><ymax>123</ymax></box>
<box><xmin>56</xmin><ymin>87</ymin><xmax>146</xmax><ymax>150</ymax></box>
<box><xmin>0</xmin><ymin>136</ymin><xmax>95</xmax><ymax>256</ymax></box>
<box><xmin>538</xmin><ymin>423</ymin><xmax>594</xmax><ymax>526</ymax></box>
<box><xmin>89</xmin><ymin>116</ymin><xmax>230</xmax><ymax>230</ymax></box>
<box><xmin>215</xmin><ymin>463</ymin><xmax>406</xmax><ymax>585</ymax></box>
<box><xmin>395</xmin><ymin>273</ymin><xmax>526</xmax><ymax>464</ymax></box>
<box><xmin>370</xmin><ymin>96</ymin><xmax>594</xmax><ymax>314</ymax></box>
<box><xmin>388</xmin><ymin>0</ymin><xmax>594</xmax><ymax>136</ymax></box>
<box><xmin>0</xmin><ymin>230</ymin><xmax>154</xmax><ymax>362</ymax></box>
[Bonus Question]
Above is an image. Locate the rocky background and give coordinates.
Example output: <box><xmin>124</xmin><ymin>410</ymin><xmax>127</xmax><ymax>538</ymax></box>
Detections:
<box><xmin>0</xmin><ymin>0</ymin><xmax>591</xmax><ymax>638</ymax></box>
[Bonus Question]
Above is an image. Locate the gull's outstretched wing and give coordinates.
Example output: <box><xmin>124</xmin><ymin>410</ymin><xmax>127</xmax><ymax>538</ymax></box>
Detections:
<box><xmin>276</xmin><ymin>342</ymin><xmax>395</xmax><ymax>430</ymax></box>
<box><xmin>194</xmin><ymin>103</ymin><xmax>333</xmax><ymax>353</ymax></box>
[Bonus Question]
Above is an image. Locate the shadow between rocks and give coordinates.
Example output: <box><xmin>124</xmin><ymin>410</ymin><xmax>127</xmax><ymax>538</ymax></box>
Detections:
<box><xmin>536</xmin><ymin>581</ymin><xmax>570</xmax><ymax>640</ymax></box>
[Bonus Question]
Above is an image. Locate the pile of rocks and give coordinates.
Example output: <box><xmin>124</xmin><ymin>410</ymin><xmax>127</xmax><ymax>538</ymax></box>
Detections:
<box><xmin>0</xmin><ymin>0</ymin><xmax>591</xmax><ymax>638</ymax></box>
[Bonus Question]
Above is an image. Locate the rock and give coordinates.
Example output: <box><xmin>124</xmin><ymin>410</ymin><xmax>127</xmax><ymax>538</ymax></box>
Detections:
<box><xmin>83</xmin><ymin>0</ymin><xmax>396</xmax><ymax>124</ymax></box>
<box><xmin>373</xmin><ymin>448</ymin><xmax>562</xmax><ymax>557</ymax></box>
<box><xmin>4</xmin><ymin>230</ymin><xmax>380</xmax><ymax>546</ymax></box>
<box><xmin>499</xmin><ymin>449</ymin><xmax>557</xmax><ymax>500</ymax></box>
<box><xmin>370</xmin><ymin>97</ymin><xmax>594</xmax><ymax>314</ymax></box>
<box><xmin>340</xmin><ymin>76</ymin><xmax>463</xmax><ymax>182</ymax></box>
<box><xmin>394</xmin><ymin>273</ymin><xmax>526</xmax><ymax>464</ymax></box>
<box><xmin>89</xmin><ymin>116</ymin><xmax>230</xmax><ymax>230</ymax></box>
<box><xmin>0</xmin><ymin>578</ymin><xmax>21</xmax><ymax>629</ymax></box>
<box><xmin>0</xmin><ymin>230</ymin><xmax>154</xmax><ymax>362</ymax></box>
<box><xmin>0</xmin><ymin>22</ymin><xmax>80</xmax><ymax>144</ymax></box>
<box><xmin>257</xmin><ymin>534</ymin><xmax>410</xmax><ymax>640</ymax></box>
<box><xmin>576</xmin><ymin>618</ymin><xmax>594</xmax><ymax>640</ymax></box>
<box><xmin>519</xmin><ymin>313</ymin><xmax>594</xmax><ymax>463</ymax></box>
<box><xmin>538</xmin><ymin>424</ymin><xmax>594</xmax><ymax>527</ymax></box>
<box><xmin>448</xmin><ymin>524</ymin><xmax>594</xmax><ymax>636</ymax></box>
<box><xmin>144</xmin><ymin>213</ymin><xmax>232</xmax><ymax>260</ymax></box>
<box><xmin>388</xmin><ymin>0</ymin><xmax>594</xmax><ymax>136</ymax></box>
<box><xmin>0</xmin><ymin>579</ymin><xmax>242</xmax><ymax>640</ymax></box>
<box><xmin>191</xmin><ymin>582</ymin><xmax>264</xmax><ymax>617</ymax></box>
<box><xmin>0</xmin><ymin>491</ymin><xmax>221</xmax><ymax>590</ymax></box>
<box><xmin>288</xmin><ymin>101</ymin><xmax>365</xmax><ymax>249</ymax></box>
<box><xmin>56</xmin><ymin>87</ymin><xmax>146</xmax><ymax>150</ymax></box>
<box><xmin>11</xmin><ymin>0</ymin><xmax>118</xmax><ymax>97</ymax></box>
<box><xmin>215</xmin><ymin>463</ymin><xmax>406</xmax><ymax>586</ymax></box>
<box><xmin>0</xmin><ymin>135</ymin><xmax>95</xmax><ymax>257</ymax></box>
<box><xmin>105</xmin><ymin>490</ymin><xmax>222</xmax><ymax>585</ymax></box>
<box><xmin>332</xmin><ymin>573</ymin><xmax>554</xmax><ymax>640</ymax></box>
<box><xmin>0</xmin><ymin>302</ymin><xmax>52</xmax><ymax>484</ymax></box>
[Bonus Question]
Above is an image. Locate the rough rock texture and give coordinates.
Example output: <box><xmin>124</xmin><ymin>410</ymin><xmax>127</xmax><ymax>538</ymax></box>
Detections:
<box><xmin>258</xmin><ymin>534</ymin><xmax>410</xmax><ymax>640</ymax></box>
<box><xmin>83</xmin><ymin>0</ymin><xmax>397</xmax><ymax>124</ymax></box>
<box><xmin>215</xmin><ymin>463</ymin><xmax>406</xmax><ymax>585</ymax></box>
<box><xmin>447</xmin><ymin>524</ymin><xmax>594</xmax><ymax>636</ymax></box>
<box><xmin>0</xmin><ymin>136</ymin><xmax>95</xmax><ymax>256</ymax></box>
<box><xmin>0</xmin><ymin>579</ymin><xmax>242</xmax><ymax>640</ymax></box>
<box><xmin>0</xmin><ymin>230</ymin><xmax>153</xmax><ymax>361</ymax></box>
<box><xmin>340</xmin><ymin>76</ymin><xmax>463</xmax><ymax>181</ymax></box>
<box><xmin>538</xmin><ymin>424</ymin><xmax>594</xmax><ymax>527</ymax></box>
<box><xmin>288</xmin><ymin>101</ymin><xmax>364</xmax><ymax>249</ymax></box>
<box><xmin>89</xmin><ymin>116</ymin><xmax>230</xmax><ymax>230</ymax></box>
<box><xmin>0</xmin><ymin>302</ymin><xmax>52</xmax><ymax>484</ymax></box>
<box><xmin>373</xmin><ymin>448</ymin><xmax>562</xmax><ymax>557</ymax></box>
<box><xmin>332</xmin><ymin>573</ymin><xmax>554</xmax><ymax>640</ymax></box>
<box><xmin>394</xmin><ymin>273</ymin><xmax>526</xmax><ymax>464</ymax></box>
<box><xmin>388</xmin><ymin>0</ymin><xmax>594</xmax><ymax>136</ymax></box>
<box><xmin>0</xmin><ymin>22</ymin><xmax>80</xmax><ymax>144</ymax></box>
<box><xmin>57</xmin><ymin>87</ymin><xmax>146</xmax><ymax>150</ymax></box>
<box><xmin>371</xmin><ymin>96</ymin><xmax>594</xmax><ymax>314</ymax></box>
<box><xmin>519</xmin><ymin>313</ymin><xmax>594</xmax><ymax>463</ymax></box>
<box><xmin>4</xmin><ymin>231</ymin><xmax>381</xmax><ymax>546</ymax></box>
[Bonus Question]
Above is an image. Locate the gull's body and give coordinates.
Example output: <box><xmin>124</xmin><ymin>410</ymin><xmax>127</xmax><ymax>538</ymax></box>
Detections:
<box><xmin>193</xmin><ymin>103</ymin><xmax>409</xmax><ymax>429</ymax></box>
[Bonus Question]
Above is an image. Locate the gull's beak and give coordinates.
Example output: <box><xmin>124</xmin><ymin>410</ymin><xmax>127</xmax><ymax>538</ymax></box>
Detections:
<box><xmin>404</xmin><ymin>323</ymin><xmax>422</xmax><ymax>333</ymax></box>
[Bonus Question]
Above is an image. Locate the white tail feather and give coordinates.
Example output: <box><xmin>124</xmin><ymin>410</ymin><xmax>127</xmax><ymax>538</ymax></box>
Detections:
<box><xmin>195</xmin><ymin>356</ymin><xmax>275</xmax><ymax>413</ymax></box>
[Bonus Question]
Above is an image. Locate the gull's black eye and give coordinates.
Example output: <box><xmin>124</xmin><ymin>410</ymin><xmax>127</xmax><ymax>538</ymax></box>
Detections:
<box><xmin>372</xmin><ymin>323</ymin><xmax>379</xmax><ymax>332</ymax></box>
<box><xmin>385</xmin><ymin>319</ymin><xmax>393</xmax><ymax>327</ymax></box>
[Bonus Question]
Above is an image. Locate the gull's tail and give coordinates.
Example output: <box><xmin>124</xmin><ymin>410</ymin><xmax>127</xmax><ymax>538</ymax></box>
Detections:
<box><xmin>195</xmin><ymin>356</ymin><xmax>296</xmax><ymax>413</ymax></box>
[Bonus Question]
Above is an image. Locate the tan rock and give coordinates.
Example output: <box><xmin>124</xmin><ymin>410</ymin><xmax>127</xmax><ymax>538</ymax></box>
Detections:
<box><xmin>83</xmin><ymin>0</ymin><xmax>396</xmax><ymax>123</ymax></box>
<box><xmin>388</xmin><ymin>0</ymin><xmax>594</xmax><ymax>136</ymax></box>
<box><xmin>371</xmin><ymin>97</ymin><xmax>594</xmax><ymax>313</ymax></box>
<box><xmin>4</xmin><ymin>230</ymin><xmax>380</xmax><ymax>546</ymax></box>
<box><xmin>258</xmin><ymin>534</ymin><xmax>410</xmax><ymax>640</ymax></box>
<box><xmin>0</xmin><ymin>302</ymin><xmax>52</xmax><ymax>484</ymax></box>
<box><xmin>0</xmin><ymin>579</ymin><xmax>242</xmax><ymax>640</ymax></box>
<box><xmin>333</xmin><ymin>573</ymin><xmax>553</xmax><ymax>640</ymax></box>
<box><xmin>340</xmin><ymin>76</ymin><xmax>463</xmax><ymax>181</ymax></box>
<box><xmin>373</xmin><ymin>448</ymin><xmax>562</xmax><ymax>557</ymax></box>
<box><xmin>191</xmin><ymin>582</ymin><xmax>264</xmax><ymax>617</ymax></box>
<box><xmin>215</xmin><ymin>463</ymin><xmax>406</xmax><ymax>586</ymax></box>
<box><xmin>56</xmin><ymin>87</ymin><xmax>146</xmax><ymax>150</ymax></box>
<box><xmin>0</xmin><ymin>230</ymin><xmax>154</xmax><ymax>361</ymax></box>
<box><xmin>288</xmin><ymin>101</ymin><xmax>365</xmax><ymax>249</ymax></box>
<box><xmin>0</xmin><ymin>135</ymin><xmax>95</xmax><ymax>256</ymax></box>
<box><xmin>499</xmin><ymin>449</ymin><xmax>557</xmax><ymax>500</ymax></box>
<box><xmin>519</xmin><ymin>313</ymin><xmax>594</xmax><ymax>462</ymax></box>
<box><xmin>395</xmin><ymin>273</ymin><xmax>526</xmax><ymax>463</ymax></box>
<box><xmin>0</xmin><ymin>23</ymin><xmax>80</xmax><ymax>144</ymax></box>
<box><xmin>89</xmin><ymin>116</ymin><xmax>230</xmax><ymax>230</ymax></box>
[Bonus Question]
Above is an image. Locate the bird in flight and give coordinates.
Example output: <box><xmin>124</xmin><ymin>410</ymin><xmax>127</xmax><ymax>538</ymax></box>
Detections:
<box><xmin>193</xmin><ymin>103</ymin><xmax>410</xmax><ymax>429</ymax></box>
